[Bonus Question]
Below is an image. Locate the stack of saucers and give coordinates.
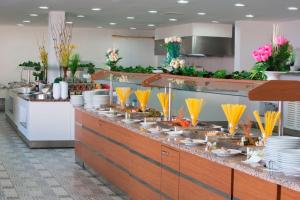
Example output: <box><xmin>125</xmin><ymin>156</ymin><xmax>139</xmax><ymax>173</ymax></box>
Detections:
<box><xmin>264</xmin><ymin>136</ymin><xmax>300</xmax><ymax>170</ymax></box>
<box><xmin>92</xmin><ymin>95</ymin><xmax>109</xmax><ymax>109</ymax></box>
<box><xmin>83</xmin><ymin>91</ymin><xmax>94</xmax><ymax>109</ymax></box>
<box><xmin>278</xmin><ymin>149</ymin><xmax>300</xmax><ymax>176</ymax></box>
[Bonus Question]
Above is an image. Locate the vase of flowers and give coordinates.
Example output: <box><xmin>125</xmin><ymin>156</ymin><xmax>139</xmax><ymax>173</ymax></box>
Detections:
<box><xmin>252</xmin><ymin>35</ymin><xmax>294</xmax><ymax>80</ymax></box>
<box><xmin>106</xmin><ymin>48</ymin><xmax>122</xmax><ymax>70</ymax></box>
<box><xmin>164</xmin><ymin>36</ymin><xmax>182</xmax><ymax>65</ymax></box>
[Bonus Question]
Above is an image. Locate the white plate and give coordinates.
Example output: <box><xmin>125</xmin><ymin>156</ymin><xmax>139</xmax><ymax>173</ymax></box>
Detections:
<box><xmin>122</xmin><ymin>119</ymin><xmax>141</xmax><ymax>124</ymax></box>
<box><xmin>166</xmin><ymin>130</ymin><xmax>183</xmax><ymax>137</ymax></box>
<box><xmin>211</xmin><ymin>149</ymin><xmax>242</xmax><ymax>157</ymax></box>
<box><xmin>140</xmin><ymin>122</ymin><xmax>157</xmax><ymax>127</ymax></box>
<box><xmin>147</xmin><ymin>128</ymin><xmax>161</xmax><ymax>135</ymax></box>
<box><xmin>180</xmin><ymin>139</ymin><xmax>206</xmax><ymax>146</ymax></box>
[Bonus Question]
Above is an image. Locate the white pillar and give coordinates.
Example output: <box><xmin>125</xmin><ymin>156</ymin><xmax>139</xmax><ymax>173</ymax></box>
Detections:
<box><xmin>48</xmin><ymin>11</ymin><xmax>65</xmax><ymax>83</ymax></box>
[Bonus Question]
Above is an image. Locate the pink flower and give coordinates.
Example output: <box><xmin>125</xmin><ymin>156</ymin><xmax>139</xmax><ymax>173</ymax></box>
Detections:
<box><xmin>252</xmin><ymin>44</ymin><xmax>272</xmax><ymax>62</ymax></box>
<box><xmin>275</xmin><ymin>36</ymin><xmax>288</xmax><ymax>46</ymax></box>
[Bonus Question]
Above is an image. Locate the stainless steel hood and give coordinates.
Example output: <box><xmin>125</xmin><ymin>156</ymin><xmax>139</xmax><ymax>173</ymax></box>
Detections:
<box><xmin>155</xmin><ymin>36</ymin><xmax>234</xmax><ymax>57</ymax></box>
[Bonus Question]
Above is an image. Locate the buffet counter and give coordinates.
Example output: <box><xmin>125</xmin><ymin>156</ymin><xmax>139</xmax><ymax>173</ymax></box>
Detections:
<box><xmin>75</xmin><ymin>108</ymin><xmax>300</xmax><ymax>200</ymax></box>
<box><xmin>6</xmin><ymin>89</ymin><xmax>75</xmax><ymax>148</ymax></box>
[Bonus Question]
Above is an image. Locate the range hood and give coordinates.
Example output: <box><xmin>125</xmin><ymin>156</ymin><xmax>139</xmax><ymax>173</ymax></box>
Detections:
<box><xmin>155</xmin><ymin>36</ymin><xmax>234</xmax><ymax>57</ymax></box>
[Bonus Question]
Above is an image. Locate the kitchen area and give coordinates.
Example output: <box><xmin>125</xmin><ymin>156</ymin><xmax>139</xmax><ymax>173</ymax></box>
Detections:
<box><xmin>1</xmin><ymin>0</ymin><xmax>300</xmax><ymax>200</ymax></box>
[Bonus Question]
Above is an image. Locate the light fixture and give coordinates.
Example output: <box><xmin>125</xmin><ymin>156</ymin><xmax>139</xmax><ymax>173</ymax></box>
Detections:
<box><xmin>234</xmin><ymin>3</ymin><xmax>245</xmax><ymax>7</ymax></box>
<box><xmin>109</xmin><ymin>22</ymin><xmax>117</xmax><ymax>25</ymax></box>
<box><xmin>130</xmin><ymin>27</ymin><xmax>137</xmax><ymax>30</ymax></box>
<box><xmin>77</xmin><ymin>15</ymin><xmax>85</xmax><ymax>18</ymax></box>
<box><xmin>147</xmin><ymin>24</ymin><xmax>155</xmax><ymax>27</ymax></box>
<box><xmin>288</xmin><ymin>7</ymin><xmax>298</xmax><ymax>11</ymax></box>
<box><xmin>39</xmin><ymin>6</ymin><xmax>48</xmax><ymax>10</ymax></box>
<box><xmin>169</xmin><ymin>18</ymin><xmax>178</xmax><ymax>22</ymax></box>
<box><xmin>66</xmin><ymin>21</ymin><xmax>73</xmax><ymax>24</ymax></box>
<box><xmin>148</xmin><ymin>10</ymin><xmax>158</xmax><ymax>14</ymax></box>
<box><xmin>97</xmin><ymin>26</ymin><xmax>103</xmax><ymax>28</ymax></box>
<box><xmin>91</xmin><ymin>8</ymin><xmax>102</xmax><ymax>11</ymax></box>
<box><xmin>211</xmin><ymin>20</ymin><xmax>219</xmax><ymax>23</ymax></box>
<box><xmin>197</xmin><ymin>12</ymin><xmax>206</xmax><ymax>15</ymax></box>
<box><xmin>245</xmin><ymin>14</ymin><xmax>255</xmax><ymax>18</ymax></box>
<box><xmin>23</xmin><ymin>20</ymin><xmax>31</xmax><ymax>23</ymax></box>
<box><xmin>177</xmin><ymin>0</ymin><xmax>189</xmax><ymax>4</ymax></box>
<box><xmin>29</xmin><ymin>14</ymin><xmax>38</xmax><ymax>17</ymax></box>
<box><xmin>17</xmin><ymin>24</ymin><xmax>24</xmax><ymax>27</ymax></box>
<box><xmin>127</xmin><ymin>16</ymin><xmax>135</xmax><ymax>20</ymax></box>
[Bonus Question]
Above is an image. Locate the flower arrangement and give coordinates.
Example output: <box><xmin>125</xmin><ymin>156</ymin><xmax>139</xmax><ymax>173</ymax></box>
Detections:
<box><xmin>106</xmin><ymin>48</ymin><xmax>122</xmax><ymax>70</ymax></box>
<box><xmin>170</xmin><ymin>58</ymin><xmax>185</xmax><ymax>69</ymax></box>
<box><xmin>38</xmin><ymin>44</ymin><xmax>48</xmax><ymax>82</ymax></box>
<box><xmin>252</xmin><ymin>35</ymin><xmax>294</xmax><ymax>72</ymax></box>
<box><xmin>163</xmin><ymin>36</ymin><xmax>182</xmax><ymax>65</ymax></box>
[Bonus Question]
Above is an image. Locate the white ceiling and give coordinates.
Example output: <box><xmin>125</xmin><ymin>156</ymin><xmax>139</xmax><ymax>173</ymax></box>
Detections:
<box><xmin>1</xmin><ymin>0</ymin><xmax>300</xmax><ymax>29</ymax></box>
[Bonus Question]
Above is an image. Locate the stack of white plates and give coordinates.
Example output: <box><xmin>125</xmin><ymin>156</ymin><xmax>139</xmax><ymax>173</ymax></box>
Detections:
<box><xmin>83</xmin><ymin>91</ymin><xmax>94</xmax><ymax>109</ymax></box>
<box><xmin>92</xmin><ymin>95</ymin><xmax>109</xmax><ymax>108</ymax></box>
<box><xmin>278</xmin><ymin>149</ymin><xmax>300</xmax><ymax>176</ymax></box>
<box><xmin>264</xmin><ymin>136</ymin><xmax>300</xmax><ymax>170</ymax></box>
<box><xmin>70</xmin><ymin>95</ymin><xmax>84</xmax><ymax>107</ymax></box>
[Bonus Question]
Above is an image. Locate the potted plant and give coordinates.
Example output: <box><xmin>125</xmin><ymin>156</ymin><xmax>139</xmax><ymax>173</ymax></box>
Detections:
<box><xmin>163</xmin><ymin>36</ymin><xmax>182</xmax><ymax>66</ymax></box>
<box><xmin>252</xmin><ymin>36</ymin><xmax>294</xmax><ymax>80</ymax></box>
<box><xmin>38</xmin><ymin>42</ymin><xmax>48</xmax><ymax>83</ymax></box>
<box><xmin>105</xmin><ymin>48</ymin><xmax>122</xmax><ymax>70</ymax></box>
<box><xmin>69</xmin><ymin>53</ymin><xmax>80</xmax><ymax>82</ymax></box>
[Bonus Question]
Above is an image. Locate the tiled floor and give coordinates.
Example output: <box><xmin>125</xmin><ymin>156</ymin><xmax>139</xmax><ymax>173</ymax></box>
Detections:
<box><xmin>0</xmin><ymin>114</ymin><xmax>125</xmax><ymax>200</ymax></box>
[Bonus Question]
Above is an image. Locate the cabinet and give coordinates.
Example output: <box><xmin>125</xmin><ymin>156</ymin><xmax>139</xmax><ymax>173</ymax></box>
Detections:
<box><xmin>179</xmin><ymin>151</ymin><xmax>232</xmax><ymax>200</ymax></box>
<box><xmin>161</xmin><ymin>145</ymin><xmax>180</xmax><ymax>200</ymax></box>
<box><xmin>233</xmin><ymin>170</ymin><xmax>278</xmax><ymax>200</ymax></box>
<box><xmin>281</xmin><ymin>187</ymin><xmax>300</xmax><ymax>200</ymax></box>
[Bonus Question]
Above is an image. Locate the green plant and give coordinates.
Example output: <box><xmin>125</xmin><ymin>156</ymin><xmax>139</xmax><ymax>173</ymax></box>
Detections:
<box><xmin>54</xmin><ymin>77</ymin><xmax>63</xmax><ymax>83</ymax></box>
<box><xmin>212</xmin><ymin>69</ymin><xmax>227</xmax><ymax>79</ymax></box>
<box><xmin>69</xmin><ymin>54</ymin><xmax>80</xmax><ymax>78</ymax></box>
<box><xmin>111</xmin><ymin>65</ymin><xmax>154</xmax><ymax>74</ymax></box>
<box><xmin>19</xmin><ymin>61</ymin><xmax>41</xmax><ymax>68</ymax></box>
<box><xmin>249</xmin><ymin>63</ymin><xmax>267</xmax><ymax>80</ymax></box>
<box><xmin>32</xmin><ymin>65</ymin><xmax>44</xmax><ymax>81</ymax></box>
<box><xmin>171</xmin><ymin>66</ymin><xmax>198</xmax><ymax>76</ymax></box>
<box><xmin>230</xmin><ymin>71</ymin><xmax>252</xmax><ymax>80</ymax></box>
<box><xmin>79</xmin><ymin>63</ymin><xmax>96</xmax><ymax>75</ymax></box>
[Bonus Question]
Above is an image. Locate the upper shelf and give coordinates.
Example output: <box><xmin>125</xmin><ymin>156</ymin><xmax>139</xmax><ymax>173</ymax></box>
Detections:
<box><xmin>248</xmin><ymin>80</ymin><xmax>300</xmax><ymax>101</ymax></box>
<box><xmin>92</xmin><ymin>70</ymin><xmax>266</xmax><ymax>97</ymax></box>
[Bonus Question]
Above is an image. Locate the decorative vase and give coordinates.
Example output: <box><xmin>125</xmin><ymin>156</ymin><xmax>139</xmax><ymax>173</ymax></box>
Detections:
<box><xmin>165</xmin><ymin>43</ymin><xmax>181</xmax><ymax>65</ymax></box>
<box><xmin>62</xmin><ymin>67</ymin><xmax>68</xmax><ymax>80</ymax></box>
<box><xmin>265</xmin><ymin>71</ymin><xmax>286</xmax><ymax>80</ymax></box>
<box><xmin>53</xmin><ymin>83</ymin><xmax>61</xmax><ymax>100</ymax></box>
<box><xmin>60</xmin><ymin>81</ymin><xmax>69</xmax><ymax>100</ymax></box>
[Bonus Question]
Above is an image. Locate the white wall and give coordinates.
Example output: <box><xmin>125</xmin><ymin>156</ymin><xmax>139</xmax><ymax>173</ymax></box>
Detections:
<box><xmin>234</xmin><ymin>21</ymin><xmax>274</xmax><ymax>71</ymax></box>
<box><xmin>0</xmin><ymin>26</ymin><xmax>155</xmax><ymax>84</ymax></box>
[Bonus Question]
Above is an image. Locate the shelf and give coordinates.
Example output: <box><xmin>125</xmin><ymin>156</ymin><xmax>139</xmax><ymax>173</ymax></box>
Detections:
<box><xmin>92</xmin><ymin>70</ymin><xmax>266</xmax><ymax>97</ymax></box>
<box><xmin>248</xmin><ymin>80</ymin><xmax>300</xmax><ymax>101</ymax></box>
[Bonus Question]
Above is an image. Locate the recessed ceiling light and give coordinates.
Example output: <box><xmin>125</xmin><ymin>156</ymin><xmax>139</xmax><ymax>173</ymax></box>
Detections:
<box><xmin>66</xmin><ymin>21</ymin><xmax>73</xmax><ymax>24</ymax></box>
<box><xmin>17</xmin><ymin>24</ymin><xmax>24</xmax><ymax>27</ymax></box>
<box><xmin>91</xmin><ymin>8</ymin><xmax>102</xmax><ymax>11</ymax></box>
<box><xmin>23</xmin><ymin>20</ymin><xmax>31</xmax><ymax>23</ymax></box>
<box><xmin>169</xmin><ymin>18</ymin><xmax>178</xmax><ymax>22</ymax></box>
<box><xmin>245</xmin><ymin>14</ymin><xmax>255</xmax><ymax>18</ymax></box>
<box><xmin>288</xmin><ymin>7</ymin><xmax>298</xmax><ymax>11</ymax></box>
<box><xmin>39</xmin><ymin>6</ymin><xmax>48</xmax><ymax>10</ymax></box>
<box><xmin>197</xmin><ymin>12</ymin><xmax>206</xmax><ymax>15</ymax></box>
<box><xmin>77</xmin><ymin>15</ymin><xmax>85</xmax><ymax>18</ymax></box>
<box><xmin>109</xmin><ymin>22</ymin><xmax>117</xmax><ymax>25</ymax></box>
<box><xmin>148</xmin><ymin>10</ymin><xmax>158</xmax><ymax>14</ymax></box>
<box><xmin>234</xmin><ymin>3</ymin><xmax>245</xmax><ymax>7</ymax></box>
<box><xmin>127</xmin><ymin>16</ymin><xmax>135</xmax><ymax>20</ymax></box>
<box><xmin>147</xmin><ymin>24</ymin><xmax>155</xmax><ymax>27</ymax></box>
<box><xmin>130</xmin><ymin>27</ymin><xmax>137</xmax><ymax>30</ymax></box>
<box><xmin>177</xmin><ymin>0</ymin><xmax>189</xmax><ymax>4</ymax></box>
<box><xmin>97</xmin><ymin>26</ymin><xmax>103</xmax><ymax>28</ymax></box>
<box><xmin>211</xmin><ymin>20</ymin><xmax>219</xmax><ymax>23</ymax></box>
<box><xmin>29</xmin><ymin>14</ymin><xmax>38</xmax><ymax>17</ymax></box>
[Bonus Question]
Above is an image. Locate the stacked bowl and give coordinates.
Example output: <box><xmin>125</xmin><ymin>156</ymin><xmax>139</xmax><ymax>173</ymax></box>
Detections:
<box><xmin>264</xmin><ymin>136</ymin><xmax>300</xmax><ymax>170</ymax></box>
<box><xmin>92</xmin><ymin>95</ymin><xmax>109</xmax><ymax>108</ymax></box>
<box><xmin>83</xmin><ymin>91</ymin><xmax>94</xmax><ymax>109</ymax></box>
<box><xmin>70</xmin><ymin>95</ymin><xmax>84</xmax><ymax>107</ymax></box>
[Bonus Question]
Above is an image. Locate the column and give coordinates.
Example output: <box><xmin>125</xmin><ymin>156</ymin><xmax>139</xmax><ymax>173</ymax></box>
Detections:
<box><xmin>48</xmin><ymin>11</ymin><xmax>65</xmax><ymax>83</ymax></box>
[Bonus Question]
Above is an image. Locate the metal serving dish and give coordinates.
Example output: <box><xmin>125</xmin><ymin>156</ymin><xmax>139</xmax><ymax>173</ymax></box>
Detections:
<box><xmin>33</xmin><ymin>93</ymin><xmax>51</xmax><ymax>100</ymax></box>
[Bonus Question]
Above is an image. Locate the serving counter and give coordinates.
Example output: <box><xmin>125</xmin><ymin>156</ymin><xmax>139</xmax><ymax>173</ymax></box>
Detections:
<box><xmin>75</xmin><ymin>108</ymin><xmax>300</xmax><ymax>200</ymax></box>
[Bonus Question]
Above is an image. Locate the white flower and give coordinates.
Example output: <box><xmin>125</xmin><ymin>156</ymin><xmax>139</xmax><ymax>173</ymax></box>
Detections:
<box><xmin>177</xmin><ymin>37</ymin><xmax>182</xmax><ymax>43</ymax></box>
<box><xmin>164</xmin><ymin>38</ymin><xmax>169</xmax><ymax>44</ymax></box>
<box><xmin>107</xmin><ymin>48</ymin><xmax>112</xmax><ymax>54</ymax></box>
<box><xmin>179</xmin><ymin>59</ymin><xmax>185</xmax><ymax>66</ymax></box>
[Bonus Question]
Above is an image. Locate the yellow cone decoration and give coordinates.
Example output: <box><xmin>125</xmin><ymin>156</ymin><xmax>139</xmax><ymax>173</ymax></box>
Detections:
<box><xmin>221</xmin><ymin>104</ymin><xmax>246</xmax><ymax>136</ymax></box>
<box><xmin>116</xmin><ymin>87</ymin><xmax>131</xmax><ymax>109</ymax></box>
<box><xmin>135</xmin><ymin>89</ymin><xmax>151</xmax><ymax>112</ymax></box>
<box><xmin>157</xmin><ymin>93</ymin><xmax>169</xmax><ymax>118</ymax></box>
<box><xmin>253</xmin><ymin>110</ymin><xmax>281</xmax><ymax>140</ymax></box>
<box><xmin>185</xmin><ymin>98</ymin><xmax>204</xmax><ymax>127</ymax></box>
